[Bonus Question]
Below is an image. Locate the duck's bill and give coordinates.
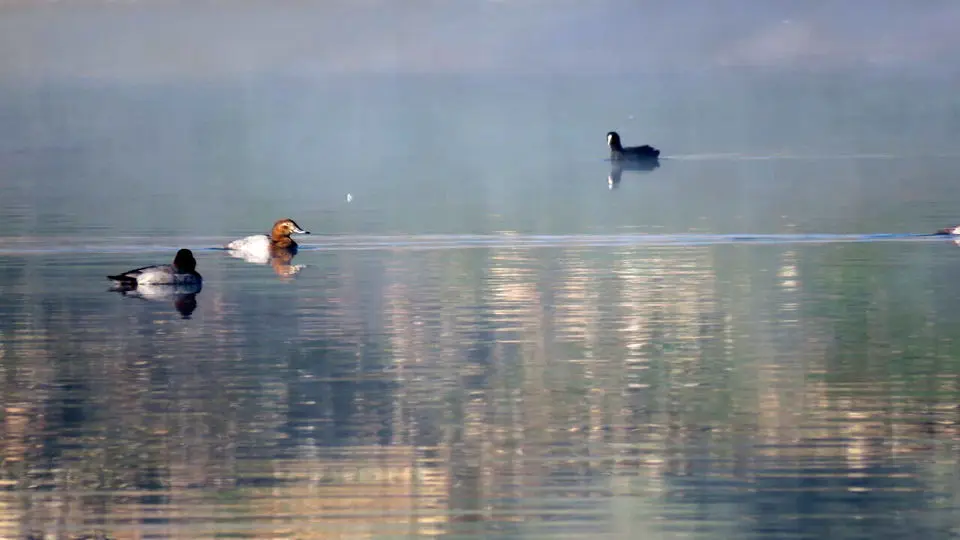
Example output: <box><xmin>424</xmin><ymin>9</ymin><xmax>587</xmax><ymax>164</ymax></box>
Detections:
<box><xmin>294</xmin><ymin>227</ymin><xmax>310</xmax><ymax>234</ymax></box>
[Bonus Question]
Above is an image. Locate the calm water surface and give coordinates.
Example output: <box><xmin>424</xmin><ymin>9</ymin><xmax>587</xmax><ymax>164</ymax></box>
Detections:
<box><xmin>2</xmin><ymin>74</ymin><xmax>960</xmax><ymax>539</ymax></box>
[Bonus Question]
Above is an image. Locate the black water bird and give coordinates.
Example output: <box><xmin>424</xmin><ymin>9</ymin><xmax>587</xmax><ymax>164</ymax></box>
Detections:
<box><xmin>607</xmin><ymin>131</ymin><xmax>660</xmax><ymax>161</ymax></box>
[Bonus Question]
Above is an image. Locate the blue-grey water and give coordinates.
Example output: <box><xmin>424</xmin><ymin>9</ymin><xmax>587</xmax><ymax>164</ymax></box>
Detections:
<box><xmin>3</xmin><ymin>71</ymin><xmax>960</xmax><ymax>539</ymax></box>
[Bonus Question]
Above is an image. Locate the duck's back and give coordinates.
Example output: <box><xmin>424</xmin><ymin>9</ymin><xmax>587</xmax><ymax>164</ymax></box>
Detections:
<box><xmin>109</xmin><ymin>264</ymin><xmax>199</xmax><ymax>286</ymax></box>
<box><xmin>108</xmin><ymin>265</ymin><xmax>156</xmax><ymax>286</ymax></box>
<box><xmin>226</xmin><ymin>234</ymin><xmax>271</xmax><ymax>253</ymax></box>
<box><xmin>622</xmin><ymin>145</ymin><xmax>660</xmax><ymax>159</ymax></box>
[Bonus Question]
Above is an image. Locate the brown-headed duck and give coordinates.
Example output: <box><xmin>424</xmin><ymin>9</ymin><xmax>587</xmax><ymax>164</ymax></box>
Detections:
<box><xmin>225</xmin><ymin>218</ymin><xmax>310</xmax><ymax>257</ymax></box>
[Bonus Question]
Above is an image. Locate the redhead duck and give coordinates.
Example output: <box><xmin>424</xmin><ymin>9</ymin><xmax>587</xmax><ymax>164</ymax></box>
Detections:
<box><xmin>607</xmin><ymin>131</ymin><xmax>660</xmax><ymax>160</ymax></box>
<box><xmin>107</xmin><ymin>249</ymin><xmax>202</xmax><ymax>288</ymax></box>
<box><xmin>226</xmin><ymin>218</ymin><xmax>310</xmax><ymax>257</ymax></box>
<box><xmin>935</xmin><ymin>225</ymin><xmax>960</xmax><ymax>235</ymax></box>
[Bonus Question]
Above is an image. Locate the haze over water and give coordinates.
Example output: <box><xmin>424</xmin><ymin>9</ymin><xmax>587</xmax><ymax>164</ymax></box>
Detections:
<box><xmin>2</xmin><ymin>1</ymin><xmax>960</xmax><ymax>538</ymax></box>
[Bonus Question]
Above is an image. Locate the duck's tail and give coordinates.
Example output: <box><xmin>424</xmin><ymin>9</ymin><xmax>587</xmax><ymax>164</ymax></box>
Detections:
<box><xmin>107</xmin><ymin>275</ymin><xmax>138</xmax><ymax>288</ymax></box>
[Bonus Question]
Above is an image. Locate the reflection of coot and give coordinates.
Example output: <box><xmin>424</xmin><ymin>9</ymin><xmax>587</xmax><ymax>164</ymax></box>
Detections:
<box><xmin>607</xmin><ymin>131</ymin><xmax>660</xmax><ymax>160</ymax></box>
<box><xmin>607</xmin><ymin>159</ymin><xmax>661</xmax><ymax>189</ymax></box>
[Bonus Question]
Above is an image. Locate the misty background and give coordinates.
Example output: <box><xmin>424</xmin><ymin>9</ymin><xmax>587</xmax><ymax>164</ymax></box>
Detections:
<box><xmin>1</xmin><ymin>0</ymin><xmax>960</xmax><ymax>81</ymax></box>
<box><xmin>3</xmin><ymin>1</ymin><xmax>960</xmax><ymax>240</ymax></box>
<box><xmin>5</xmin><ymin>2</ymin><xmax>960</xmax><ymax>538</ymax></box>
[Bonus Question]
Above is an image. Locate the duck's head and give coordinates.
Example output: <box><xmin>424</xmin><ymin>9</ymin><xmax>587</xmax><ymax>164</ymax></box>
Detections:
<box><xmin>607</xmin><ymin>131</ymin><xmax>622</xmax><ymax>150</ymax></box>
<box><xmin>271</xmin><ymin>218</ymin><xmax>310</xmax><ymax>240</ymax></box>
<box><xmin>173</xmin><ymin>249</ymin><xmax>197</xmax><ymax>272</ymax></box>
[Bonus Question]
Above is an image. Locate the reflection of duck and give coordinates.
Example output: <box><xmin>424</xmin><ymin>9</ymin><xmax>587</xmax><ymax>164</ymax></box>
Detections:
<box><xmin>268</xmin><ymin>249</ymin><xmax>306</xmax><ymax>279</ymax></box>
<box><xmin>933</xmin><ymin>225</ymin><xmax>960</xmax><ymax>246</ymax></box>
<box><xmin>607</xmin><ymin>131</ymin><xmax>660</xmax><ymax>161</ymax></box>
<box><xmin>110</xmin><ymin>283</ymin><xmax>201</xmax><ymax>319</ymax></box>
<box><xmin>228</xmin><ymin>245</ymin><xmax>306</xmax><ymax>279</ymax></box>
<box><xmin>607</xmin><ymin>159</ymin><xmax>661</xmax><ymax>189</ymax></box>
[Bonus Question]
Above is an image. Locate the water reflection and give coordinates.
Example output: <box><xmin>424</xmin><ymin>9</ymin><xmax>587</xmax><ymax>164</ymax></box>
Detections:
<box><xmin>607</xmin><ymin>159</ymin><xmax>661</xmax><ymax>189</ymax></box>
<box><xmin>1</xmin><ymin>241</ymin><xmax>960</xmax><ymax>538</ymax></box>
<box><xmin>108</xmin><ymin>282</ymin><xmax>202</xmax><ymax>318</ymax></box>
<box><xmin>226</xmin><ymin>246</ymin><xmax>307</xmax><ymax>279</ymax></box>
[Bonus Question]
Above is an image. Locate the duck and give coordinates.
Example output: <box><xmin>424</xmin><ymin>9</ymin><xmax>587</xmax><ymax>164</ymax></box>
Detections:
<box><xmin>225</xmin><ymin>218</ymin><xmax>310</xmax><ymax>261</ymax></box>
<box><xmin>607</xmin><ymin>131</ymin><xmax>660</xmax><ymax>161</ymax></box>
<box><xmin>107</xmin><ymin>248</ymin><xmax>202</xmax><ymax>288</ymax></box>
<box><xmin>935</xmin><ymin>226</ymin><xmax>960</xmax><ymax>235</ymax></box>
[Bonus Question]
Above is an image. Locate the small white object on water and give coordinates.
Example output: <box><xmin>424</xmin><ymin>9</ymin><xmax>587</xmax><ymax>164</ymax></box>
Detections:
<box><xmin>346</xmin><ymin>193</ymin><xmax>353</xmax><ymax>202</ymax></box>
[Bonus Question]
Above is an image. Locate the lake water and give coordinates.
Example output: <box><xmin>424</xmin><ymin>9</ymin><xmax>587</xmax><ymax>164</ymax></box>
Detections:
<box><xmin>2</xmin><ymin>72</ymin><xmax>960</xmax><ymax>539</ymax></box>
